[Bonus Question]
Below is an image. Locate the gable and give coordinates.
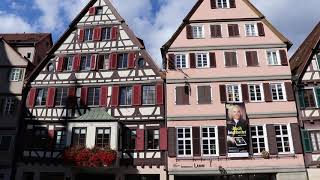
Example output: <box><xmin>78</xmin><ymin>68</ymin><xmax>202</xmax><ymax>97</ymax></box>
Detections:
<box><xmin>0</xmin><ymin>40</ymin><xmax>28</xmax><ymax>66</ymax></box>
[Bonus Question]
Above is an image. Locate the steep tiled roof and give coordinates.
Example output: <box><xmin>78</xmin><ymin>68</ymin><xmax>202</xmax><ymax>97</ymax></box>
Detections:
<box><xmin>290</xmin><ymin>22</ymin><xmax>320</xmax><ymax>78</ymax></box>
<box><xmin>0</xmin><ymin>33</ymin><xmax>51</xmax><ymax>44</ymax></box>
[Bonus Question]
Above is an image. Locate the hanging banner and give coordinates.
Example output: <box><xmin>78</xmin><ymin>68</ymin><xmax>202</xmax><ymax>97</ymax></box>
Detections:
<box><xmin>226</xmin><ymin>103</ymin><xmax>249</xmax><ymax>158</ymax></box>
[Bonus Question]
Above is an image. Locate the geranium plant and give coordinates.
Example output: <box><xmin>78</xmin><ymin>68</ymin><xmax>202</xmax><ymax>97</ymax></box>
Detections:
<box><xmin>63</xmin><ymin>146</ymin><xmax>117</xmax><ymax>167</ymax></box>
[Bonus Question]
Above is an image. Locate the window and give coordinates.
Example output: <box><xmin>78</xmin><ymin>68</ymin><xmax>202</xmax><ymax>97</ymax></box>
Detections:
<box><xmin>55</xmin><ymin>130</ymin><xmax>65</xmax><ymax>149</ymax></box>
<box><xmin>267</xmin><ymin>51</ymin><xmax>280</xmax><ymax>65</ymax></box>
<box><xmin>47</xmin><ymin>63</ymin><xmax>54</xmax><ymax>72</ymax></box>
<box><xmin>197</xmin><ymin>86</ymin><xmax>211</xmax><ymax>104</ymax></box>
<box><xmin>72</xmin><ymin>128</ymin><xmax>87</xmax><ymax>147</ymax></box>
<box><xmin>102</xmin><ymin>27</ymin><xmax>111</xmax><ymax>40</ymax></box>
<box><xmin>270</xmin><ymin>83</ymin><xmax>285</xmax><ymax>101</ymax></box>
<box><xmin>248</xmin><ymin>84</ymin><xmax>263</xmax><ymax>102</ymax></box>
<box><xmin>192</xmin><ymin>25</ymin><xmax>204</xmax><ymax>38</ymax></box>
<box><xmin>176</xmin><ymin>86</ymin><xmax>190</xmax><ymax>105</ymax></box>
<box><xmin>27</xmin><ymin>52</ymin><xmax>31</xmax><ymax>58</ymax></box>
<box><xmin>250</xmin><ymin>126</ymin><xmax>267</xmax><ymax>154</ymax></box>
<box><xmin>0</xmin><ymin>136</ymin><xmax>12</xmax><ymax>151</ymax></box>
<box><xmin>64</xmin><ymin>56</ymin><xmax>73</xmax><ymax>71</ymax></box>
<box><xmin>275</xmin><ymin>125</ymin><xmax>292</xmax><ymax>153</ymax></box>
<box><xmin>84</xmin><ymin>28</ymin><xmax>94</xmax><ymax>41</ymax></box>
<box><xmin>124</xmin><ymin>129</ymin><xmax>136</xmax><ymax>149</ymax></box>
<box><xmin>87</xmin><ymin>87</ymin><xmax>100</xmax><ymax>106</ymax></box>
<box><xmin>225</xmin><ymin>52</ymin><xmax>237</xmax><ymax>67</ymax></box>
<box><xmin>210</xmin><ymin>25</ymin><xmax>222</xmax><ymax>38</ymax></box>
<box><xmin>217</xmin><ymin>0</ymin><xmax>229</xmax><ymax>8</ymax></box>
<box><xmin>201</xmin><ymin>127</ymin><xmax>218</xmax><ymax>156</ymax></box>
<box><xmin>32</xmin><ymin>128</ymin><xmax>49</xmax><ymax>149</ymax></box>
<box><xmin>9</xmin><ymin>68</ymin><xmax>23</xmax><ymax>81</ymax></box>
<box><xmin>226</xmin><ymin>85</ymin><xmax>241</xmax><ymax>102</ymax></box>
<box><xmin>175</xmin><ymin>54</ymin><xmax>187</xmax><ymax>68</ymax></box>
<box><xmin>147</xmin><ymin>129</ymin><xmax>159</xmax><ymax>150</ymax></box>
<box><xmin>138</xmin><ymin>58</ymin><xmax>145</xmax><ymax>68</ymax></box>
<box><xmin>177</xmin><ymin>127</ymin><xmax>192</xmax><ymax>156</ymax></box>
<box><xmin>142</xmin><ymin>86</ymin><xmax>155</xmax><ymax>105</ymax></box>
<box><xmin>96</xmin><ymin>7</ymin><xmax>103</xmax><ymax>15</ymax></box>
<box><xmin>98</xmin><ymin>54</ymin><xmax>109</xmax><ymax>70</ymax></box>
<box><xmin>301</xmin><ymin>89</ymin><xmax>317</xmax><ymax>108</ymax></box>
<box><xmin>1</xmin><ymin>97</ymin><xmax>15</xmax><ymax>115</ymax></box>
<box><xmin>95</xmin><ymin>128</ymin><xmax>111</xmax><ymax>148</ymax></box>
<box><xmin>310</xmin><ymin>131</ymin><xmax>320</xmax><ymax>151</ymax></box>
<box><xmin>246</xmin><ymin>51</ymin><xmax>259</xmax><ymax>66</ymax></box>
<box><xmin>35</xmin><ymin>89</ymin><xmax>48</xmax><ymax>106</ymax></box>
<box><xmin>55</xmin><ymin>88</ymin><xmax>68</xmax><ymax>106</ymax></box>
<box><xmin>196</xmin><ymin>53</ymin><xmax>208</xmax><ymax>68</ymax></box>
<box><xmin>80</xmin><ymin>55</ymin><xmax>91</xmax><ymax>71</ymax></box>
<box><xmin>245</xmin><ymin>24</ymin><xmax>258</xmax><ymax>36</ymax></box>
<box><xmin>117</xmin><ymin>53</ymin><xmax>128</xmax><ymax>69</ymax></box>
<box><xmin>120</xmin><ymin>87</ymin><xmax>132</xmax><ymax>106</ymax></box>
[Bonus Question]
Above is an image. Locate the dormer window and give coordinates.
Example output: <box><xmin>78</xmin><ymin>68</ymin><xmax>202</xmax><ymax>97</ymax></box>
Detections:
<box><xmin>211</xmin><ymin>0</ymin><xmax>236</xmax><ymax>9</ymax></box>
<box><xmin>217</xmin><ymin>0</ymin><xmax>229</xmax><ymax>8</ymax></box>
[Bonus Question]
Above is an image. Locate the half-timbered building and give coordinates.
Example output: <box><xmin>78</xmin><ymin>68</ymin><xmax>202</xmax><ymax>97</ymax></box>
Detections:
<box><xmin>162</xmin><ymin>0</ymin><xmax>307</xmax><ymax>180</ymax></box>
<box><xmin>0</xmin><ymin>33</ymin><xmax>52</xmax><ymax>180</ymax></box>
<box><xmin>290</xmin><ymin>22</ymin><xmax>320</xmax><ymax>180</ymax></box>
<box><xmin>16</xmin><ymin>0</ymin><xmax>166</xmax><ymax>180</ymax></box>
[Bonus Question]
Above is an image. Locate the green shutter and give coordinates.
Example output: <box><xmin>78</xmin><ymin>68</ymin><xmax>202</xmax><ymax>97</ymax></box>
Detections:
<box><xmin>298</xmin><ymin>90</ymin><xmax>305</xmax><ymax>108</ymax></box>
<box><xmin>301</xmin><ymin>129</ymin><xmax>313</xmax><ymax>153</ymax></box>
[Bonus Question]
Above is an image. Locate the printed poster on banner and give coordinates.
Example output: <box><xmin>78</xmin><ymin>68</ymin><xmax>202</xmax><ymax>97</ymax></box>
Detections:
<box><xmin>226</xmin><ymin>103</ymin><xmax>249</xmax><ymax>158</ymax></box>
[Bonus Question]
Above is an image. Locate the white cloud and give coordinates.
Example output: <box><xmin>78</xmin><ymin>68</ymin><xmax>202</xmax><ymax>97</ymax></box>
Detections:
<box><xmin>0</xmin><ymin>12</ymin><xmax>34</xmax><ymax>33</ymax></box>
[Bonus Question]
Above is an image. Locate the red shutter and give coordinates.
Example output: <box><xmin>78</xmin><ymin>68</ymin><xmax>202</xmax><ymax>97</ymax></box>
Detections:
<box><xmin>230</xmin><ymin>0</ymin><xmax>236</xmax><ymax>8</ymax></box>
<box><xmin>78</xmin><ymin>29</ymin><xmax>84</xmax><ymax>42</ymax></box>
<box><xmin>133</xmin><ymin>85</ymin><xmax>142</xmax><ymax>106</ymax></box>
<box><xmin>219</xmin><ymin>85</ymin><xmax>226</xmax><ymax>103</ymax></box>
<box><xmin>111</xmin><ymin>86</ymin><xmax>119</xmax><ymax>107</ymax></box>
<box><xmin>100</xmin><ymin>86</ymin><xmax>108</xmax><ymax>107</ymax></box>
<box><xmin>135</xmin><ymin>129</ymin><xmax>145</xmax><ymax>151</ymax></box>
<box><xmin>186</xmin><ymin>25</ymin><xmax>193</xmax><ymax>39</ymax></box>
<box><xmin>285</xmin><ymin>82</ymin><xmax>295</xmax><ymax>101</ymax></box>
<box><xmin>168</xmin><ymin>127</ymin><xmax>176</xmax><ymax>157</ymax></box>
<box><xmin>280</xmin><ymin>50</ymin><xmax>288</xmax><ymax>66</ymax></box>
<box><xmin>27</xmin><ymin>88</ymin><xmax>37</xmax><ymax>108</ymax></box>
<box><xmin>93</xmin><ymin>27</ymin><xmax>102</xmax><ymax>41</ymax></box>
<box><xmin>210</xmin><ymin>52</ymin><xmax>216</xmax><ymax>68</ymax></box>
<box><xmin>263</xmin><ymin>83</ymin><xmax>272</xmax><ymax>102</ymax></box>
<box><xmin>190</xmin><ymin>53</ymin><xmax>196</xmax><ymax>68</ymax></box>
<box><xmin>210</xmin><ymin>0</ymin><xmax>217</xmax><ymax>9</ymax></box>
<box><xmin>228</xmin><ymin>24</ymin><xmax>234</xmax><ymax>37</ymax></box>
<box><xmin>168</xmin><ymin>54</ymin><xmax>175</xmax><ymax>70</ymax></box>
<box><xmin>192</xmin><ymin>127</ymin><xmax>201</xmax><ymax>156</ymax></box>
<box><xmin>80</xmin><ymin>87</ymin><xmax>88</xmax><ymax>106</ymax></box>
<box><xmin>89</xmin><ymin>7</ymin><xmax>96</xmax><ymax>15</ymax></box>
<box><xmin>218</xmin><ymin>126</ymin><xmax>227</xmax><ymax>156</ymax></box>
<box><xmin>160</xmin><ymin>128</ymin><xmax>168</xmax><ymax>150</ymax></box>
<box><xmin>90</xmin><ymin>55</ymin><xmax>97</xmax><ymax>70</ymax></box>
<box><xmin>46</xmin><ymin>87</ymin><xmax>56</xmax><ymax>108</ymax></box>
<box><xmin>111</xmin><ymin>27</ymin><xmax>118</xmax><ymax>41</ymax></box>
<box><xmin>241</xmin><ymin>84</ymin><xmax>249</xmax><ymax>102</ymax></box>
<box><xmin>73</xmin><ymin>55</ymin><xmax>80</xmax><ymax>71</ymax></box>
<box><xmin>67</xmin><ymin>87</ymin><xmax>76</xmax><ymax>107</ymax></box>
<box><xmin>156</xmin><ymin>84</ymin><xmax>164</xmax><ymax>105</ymax></box>
<box><xmin>234</xmin><ymin>24</ymin><xmax>240</xmax><ymax>36</ymax></box>
<box><xmin>57</xmin><ymin>57</ymin><xmax>64</xmax><ymax>72</ymax></box>
<box><xmin>257</xmin><ymin>23</ymin><xmax>265</xmax><ymax>36</ymax></box>
<box><xmin>128</xmin><ymin>52</ymin><xmax>136</xmax><ymax>69</ymax></box>
<box><xmin>109</xmin><ymin>53</ymin><xmax>118</xmax><ymax>70</ymax></box>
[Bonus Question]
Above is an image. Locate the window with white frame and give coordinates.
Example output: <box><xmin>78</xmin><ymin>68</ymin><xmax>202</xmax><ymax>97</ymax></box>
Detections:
<box><xmin>9</xmin><ymin>68</ymin><xmax>23</xmax><ymax>81</ymax></box>
<box><xmin>310</xmin><ymin>131</ymin><xmax>320</xmax><ymax>152</ymax></box>
<box><xmin>147</xmin><ymin>129</ymin><xmax>159</xmax><ymax>150</ymax></box>
<box><xmin>64</xmin><ymin>56</ymin><xmax>73</xmax><ymax>71</ymax></box>
<box><xmin>267</xmin><ymin>51</ymin><xmax>280</xmax><ymax>65</ymax></box>
<box><xmin>55</xmin><ymin>88</ymin><xmax>68</xmax><ymax>106</ymax></box>
<box><xmin>80</xmin><ymin>55</ymin><xmax>91</xmax><ymax>71</ymax></box>
<box><xmin>248</xmin><ymin>84</ymin><xmax>263</xmax><ymax>102</ymax></box>
<box><xmin>35</xmin><ymin>88</ymin><xmax>47</xmax><ymax>106</ymax></box>
<box><xmin>55</xmin><ymin>130</ymin><xmax>65</xmax><ymax>150</ymax></box>
<box><xmin>2</xmin><ymin>97</ymin><xmax>15</xmax><ymax>115</ymax></box>
<box><xmin>102</xmin><ymin>27</ymin><xmax>111</xmax><ymax>40</ymax></box>
<box><xmin>275</xmin><ymin>125</ymin><xmax>292</xmax><ymax>153</ymax></box>
<box><xmin>177</xmin><ymin>127</ymin><xmax>192</xmax><ymax>156</ymax></box>
<box><xmin>142</xmin><ymin>86</ymin><xmax>155</xmax><ymax>105</ymax></box>
<box><xmin>216</xmin><ymin>0</ymin><xmax>229</xmax><ymax>8</ymax></box>
<box><xmin>192</xmin><ymin>26</ymin><xmax>204</xmax><ymax>38</ymax></box>
<box><xmin>250</xmin><ymin>125</ymin><xmax>267</xmax><ymax>154</ymax></box>
<box><xmin>95</xmin><ymin>128</ymin><xmax>111</xmax><ymax>148</ymax></box>
<box><xmin>72</xmin><ymin>128</ymin><xmax>87</xmax><ymax>147</ymax></box>
<box><xmin>226</xmin><ymin>85</ymin><xmax>241</xmax><ymax>102</ymax></box>
<box><xmin>87</xmin><ymin>87</ymin><xmax>100</xmax><ymax>106</ymax></box>
<box><xmin>84</xmin><ymin>28</ymin><xmax>94</xmax><ymax>41</ymax></box>
<box><xmin>175</xmin><ymin>54</ymin><xmax>187</xmax><ymax>68</ymax></box>
<box><xmin>202</xmin><ymin>127</ymin><xmax>218</xmax><ymax>156</ymax></box>
<box><xmin>0</xmin><ymin>136</ymin><xmax>12</xmax><ymax>151</ymax></box>
<box><xmin>120</xmin><ymin>86</ymin><xmax>132</xmax><ymax>106</ymax></box>
<box><xmin>245</xmin><ymin>24</ymin><xmax>258</xmax><ymax>36</ymax></box>
<box><xmin>196</xmin><ymin>53</ymin><xmax>209</xmax><ymax>68</ymax></box>
<box><xmin>270</xmin><ymin>83</ymin><xmax>285</xmax><ymax>101</ymax></box>
<box><xmin>117</xmin><ymin>53</ymin><xmax>128</xmax><ymax>69</ymax></box>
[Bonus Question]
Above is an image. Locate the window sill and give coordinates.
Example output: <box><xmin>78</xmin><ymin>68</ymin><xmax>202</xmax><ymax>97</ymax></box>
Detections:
<box><xmin>267</xmin><ymin>64</ymin><xmax>282</xmax><ymax>66</ymax></box>
<box><xmin>249</xmin><ymin>101</ymin><xmax>265</xmax><ymax>103</ymax></box>
<box><xmin>224</xmin><ymin>66</ymin><xmax>239</xmax><ymax>68</ymax></box>
<box><xmin>246</xmin><ymin>65</ymin><xmax>260</xmax><ymax>67</ymax></box>
<box><xmin>34</xmin><ymin>105</ymin><xmax>46</xmax><ymax>108</ymax></box>
<box><xmin>245</xmin><ymin>35</ymin><xmax>259</xmax><ymax>37</ymax></box>
<box><xmin>119</xmin><ymin>105</ymin><xmax>133</xmax><ymax>107</ymax></box>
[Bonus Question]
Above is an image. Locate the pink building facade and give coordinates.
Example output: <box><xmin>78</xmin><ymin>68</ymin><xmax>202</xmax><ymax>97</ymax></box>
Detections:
<box><xmin>162</xmin><ymin>0</ymin><xmax>307</xmax><ymax>180</ymax></box>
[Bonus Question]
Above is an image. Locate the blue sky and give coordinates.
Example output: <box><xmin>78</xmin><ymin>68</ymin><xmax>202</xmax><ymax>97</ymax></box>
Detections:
<box><xmin>0</xmin><ymin>0</ymin><xmax>319</xmax><ymax>65</ymax></box>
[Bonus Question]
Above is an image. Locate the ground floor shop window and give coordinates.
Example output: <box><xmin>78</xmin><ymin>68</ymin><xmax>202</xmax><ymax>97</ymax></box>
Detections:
<box><xmin>125</xmin><ymin>174</ymin><xmax>160</xmax><ymax>180</ymax></box>
<box><xmin>175</xmin><ymin>174</ymin><xmax>276</xmax><ymax>180</ymax></box>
